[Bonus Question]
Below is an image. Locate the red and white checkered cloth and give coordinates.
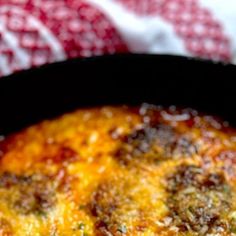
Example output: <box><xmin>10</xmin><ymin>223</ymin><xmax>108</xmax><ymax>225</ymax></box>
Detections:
<box><xmin>0</xmin><ymin>0</ymin><xmax>235</xmax><ymax>76</ymax></box>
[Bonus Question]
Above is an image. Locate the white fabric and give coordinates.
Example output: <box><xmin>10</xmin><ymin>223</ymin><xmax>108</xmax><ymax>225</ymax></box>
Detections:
<box><xmin>87</xmin><ymin>0</ymin><xmax>188</xmax><ymax>56</ymax></box>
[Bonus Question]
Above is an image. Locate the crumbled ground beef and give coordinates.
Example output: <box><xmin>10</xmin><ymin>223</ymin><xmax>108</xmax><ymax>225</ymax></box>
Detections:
<box><xmin>0</xmin><ymin>172</ymin><xmax>56</xmax><ymax>215</ymax></box>
<box><xmin>166</xmin><ymin>165</ymin><xmax>232</xmax><ymax>235</ymax></box>
<box><xmin>115</xmin><ymin>124</ymin><xmax>197</xmax><ymax>166</ymax></box>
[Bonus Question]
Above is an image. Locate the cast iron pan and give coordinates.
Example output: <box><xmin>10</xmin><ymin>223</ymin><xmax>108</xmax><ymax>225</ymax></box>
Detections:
<box><xmin>0</xmin><ymin>54</ymin><xmax>236</xmax><ymax>135</ymax></box>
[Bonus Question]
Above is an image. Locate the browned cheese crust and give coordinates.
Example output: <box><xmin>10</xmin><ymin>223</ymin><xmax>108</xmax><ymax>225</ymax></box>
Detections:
<box><xmin>0</xmin><ymin>104</ymin><xmax>236</xmax><ymax>235</ymax></box>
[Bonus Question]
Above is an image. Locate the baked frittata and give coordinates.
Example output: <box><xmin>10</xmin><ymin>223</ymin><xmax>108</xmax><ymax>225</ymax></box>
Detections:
<box><xmin>0</xmin><ymin>104</ymin><xmax>236</xmax><ymax>235</ymax></box>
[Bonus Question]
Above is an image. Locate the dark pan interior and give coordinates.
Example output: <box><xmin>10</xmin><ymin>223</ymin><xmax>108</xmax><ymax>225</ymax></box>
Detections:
<box><xmin>0</xmin><ymin>54</ymin><xmax>236</xmax><ymax>135</ymax></box>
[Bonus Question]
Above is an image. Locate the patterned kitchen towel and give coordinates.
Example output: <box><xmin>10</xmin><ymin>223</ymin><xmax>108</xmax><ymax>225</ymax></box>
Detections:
<box><xmin>0</xmin><ymin>0</ymin><xmax>235</xmax><ymax>76</ymax></box>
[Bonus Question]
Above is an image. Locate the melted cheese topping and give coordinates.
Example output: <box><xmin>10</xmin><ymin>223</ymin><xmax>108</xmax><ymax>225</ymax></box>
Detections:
<box><xmin>0</xmin><ymin>105</ymin><xmax>236</xmax><ymax>236</ymax></box>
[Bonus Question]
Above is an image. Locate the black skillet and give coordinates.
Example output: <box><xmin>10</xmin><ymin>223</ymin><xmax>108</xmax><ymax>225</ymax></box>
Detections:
<box><xmin>0</xmin><ymin>54</ymin><xmax>236</xmax><ymax>135</ymax></box>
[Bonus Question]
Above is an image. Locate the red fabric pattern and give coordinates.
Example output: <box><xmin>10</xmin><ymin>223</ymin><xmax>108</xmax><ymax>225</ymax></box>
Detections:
<box><xmin>0</xmin><ymin>0</ymin><xmax>127</xmax><ymax>76</ymax></box>
<box><xmin>116</xmin><ymin>0</ymin><xmax>232</xmax><ymax>61</ymax></box>
<box><xmin>0</xmin><ymin>0</ymin><xmax>234</xmax><ymax>76</ymax></box>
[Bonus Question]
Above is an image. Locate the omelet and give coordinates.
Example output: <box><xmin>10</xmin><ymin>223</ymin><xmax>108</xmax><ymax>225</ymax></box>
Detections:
<box><xmin>0</xmin><ymin>104</ymin><xmax>236</xmax><ymax>235</ymax></box>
